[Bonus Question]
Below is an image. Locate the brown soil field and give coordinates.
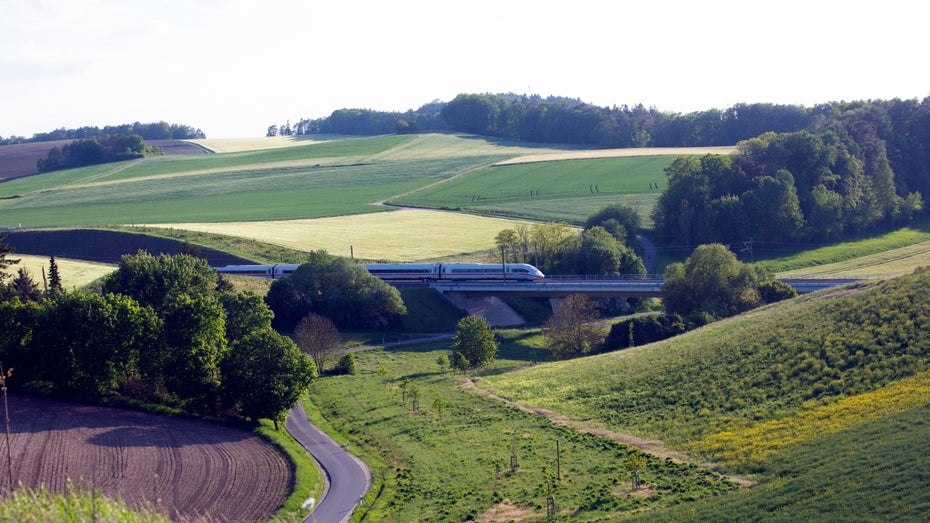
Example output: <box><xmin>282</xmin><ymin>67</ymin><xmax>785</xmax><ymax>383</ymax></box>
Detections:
<box><xmin>0</xmin><ymin>140</ymin><xmax>73</xmax><ymax>181</ymax></box>
<box><xmin>0</xmin><ymin>139</ymin><xmax>209</xmax><ymax>182</ymax></box>
<box><xmin>6</xmin><ymin>394</ymin><xmax>293</xmax><ymax>522</ymax></box>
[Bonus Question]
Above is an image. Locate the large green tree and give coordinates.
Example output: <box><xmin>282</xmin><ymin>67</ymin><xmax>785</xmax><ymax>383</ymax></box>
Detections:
<box><xmin>584</xmin><ymin>204</ymin><xmax>641</xmax><ymax>246</ymax></box>
<box><xmin>663</xmin><ymin>244</ymin><xmax>779</xmax><ymax>319</ymax></box>
<box><xmin>449</xmin><ymin>315</ymin><xmax>498</xmax><ymax>370</ymax></box>
<box><xmin>218</xmin><ymin>291</ymin><xmax>274</xmax><ymax>343</ymax></box>
<box><xmin>221</xmin><ymin>328</ymin><xmax>317</xmax><ymax>430</ymax></box>
<box><xmin>265</xmin><ymin>251</ymin><xmax>406</xmax><ymax>330</ymax></box>
<box><xmin>102</xmin><ymin>251</ymin><xmax>219</xmax><ymax>311</ymax></box>
<box><xmin>157</xmin><ymin>294</ymin><xmax>227</xmax><ymax>411</ymax></box>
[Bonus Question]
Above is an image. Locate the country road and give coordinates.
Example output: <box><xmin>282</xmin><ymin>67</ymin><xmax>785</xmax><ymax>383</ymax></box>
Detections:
<box><xmin>286</xmin><ymin>404</ymin><xmax>371</xmax><ymax>523</ymax></box>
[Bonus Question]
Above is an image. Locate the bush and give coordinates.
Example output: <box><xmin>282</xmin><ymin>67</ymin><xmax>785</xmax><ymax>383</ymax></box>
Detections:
<box><xmin>603</xmin><ymin>313</ymin><xmax>690</xmax><ymax>351</ymax></box>
<box><xmin>334</xmin><ymin>353</ymin><xmax>357</xmax><ymax>375</ymax></box>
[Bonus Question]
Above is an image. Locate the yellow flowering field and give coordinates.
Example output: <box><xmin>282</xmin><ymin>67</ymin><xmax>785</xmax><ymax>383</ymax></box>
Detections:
<box><xmin>696</xmin><ymin>370</ymin><xmax>930</xmax><ymax>467</ymax></box>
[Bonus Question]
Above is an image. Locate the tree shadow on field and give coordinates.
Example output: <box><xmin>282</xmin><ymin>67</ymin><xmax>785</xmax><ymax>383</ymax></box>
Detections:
<box><xmin>7</xmin><ymin>394</ymin><xmax>254</xmax><ymax>447</ymax></box>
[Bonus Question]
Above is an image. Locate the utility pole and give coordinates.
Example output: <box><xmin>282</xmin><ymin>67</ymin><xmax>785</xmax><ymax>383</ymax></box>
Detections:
<box><xmin>0</xmin><ymin>363</ymin><xmax>12</xmax><ymax>494</ymax></box>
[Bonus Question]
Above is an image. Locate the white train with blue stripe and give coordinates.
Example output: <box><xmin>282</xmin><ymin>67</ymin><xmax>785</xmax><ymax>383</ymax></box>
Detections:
<box><xmin>216</xmin><ymin>262</ymin><xmax>544</xmax><ymax>281</ymax></box>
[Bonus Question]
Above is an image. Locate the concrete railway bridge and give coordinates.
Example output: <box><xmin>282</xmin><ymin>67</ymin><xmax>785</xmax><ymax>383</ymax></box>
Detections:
<box><xmin>423</xmin><ymin>275</ymin><xmax>866</xmax><ymax>316</ymax></box>
<box><xmin>426</xmin><ymin>275</ymin><xmax>864</xmax><ymax>299</ymax></box>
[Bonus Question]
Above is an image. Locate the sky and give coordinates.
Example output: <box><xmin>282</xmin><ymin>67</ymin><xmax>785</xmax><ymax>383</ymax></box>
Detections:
<box><xmin>1</xmin><ymin>0</ymin><xmax>927</xmax><ymax>139</ymax></box>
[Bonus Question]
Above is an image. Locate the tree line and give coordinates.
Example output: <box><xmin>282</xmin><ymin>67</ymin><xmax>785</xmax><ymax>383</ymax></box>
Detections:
<box><xmin>0</xmin><ymin>247</ymin><xmax>315</xmax><ymax>429</ymax></box>
<box><xmin>269</xmin><ymin>100</ymin><xmax>448</xmax><ymax>137</ymax></box>
<box><xmin>36</xmin><ymin>134</ymin><xmax>163</xmax><ymax>172</ymax></box>
<box><xmin>652</xmin><ymin>102</ymin><xmax>926</xmax><ymax>246</ymax></box>
<box><xmin>1</xmin><ymin>121</ymin><xmax>205</xmax><ymax>146</ymax></box>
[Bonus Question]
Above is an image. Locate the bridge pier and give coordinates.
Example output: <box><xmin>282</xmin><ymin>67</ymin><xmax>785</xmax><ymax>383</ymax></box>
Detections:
<box><xmin>442</xmin><ymin>292</ymin><xmax>526</xmax><ymax>327</ymax></box>
<box><xmin>549</xmin><ymin>297</ymin><xmax>565</xmax><ymax>315</ymax></box>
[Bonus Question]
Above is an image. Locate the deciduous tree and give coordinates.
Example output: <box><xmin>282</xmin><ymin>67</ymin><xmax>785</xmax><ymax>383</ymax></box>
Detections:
<box><xmin>221</xmin><ymin>328</ymin><xmax>317</xmax><ymax>430</ymax></box>
<box><xmin>544</xmin><ymin>294</ymin><xmax>603</xmax><ymax>359</ymax></box>
<box><xmin>102</xmin><ymin>251</ymin><xmax>218</xmax><ymax>311</ymax></box>
<box><xmin>294</xmin><ymin>313</ymin><xmax>341</xmax><ymax>373</ymax></box>
<box><xmin>662</xmin><ymin>244</ymin><xmax>766</xmax><ymax>319</ymax></box>
<box><xmin>449</xmin><ymin>315</ymin><xmax>498</xmax><ymax>370</ymax></box>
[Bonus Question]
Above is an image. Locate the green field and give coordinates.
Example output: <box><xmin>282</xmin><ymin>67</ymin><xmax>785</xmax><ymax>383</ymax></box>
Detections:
<box><xmin>757</xmin><ymin>219</ymin><xmax>930</xmax><ymax>277</ymax></box>
<box><xmin>307</xmin><ymin>334</ymin><xmax>737</xmax><ymax>522</ymax></box>
<box><xmin>392</xmin><ymin>156</ymin><xmax>673</xmax><ymax>224</ymax></box>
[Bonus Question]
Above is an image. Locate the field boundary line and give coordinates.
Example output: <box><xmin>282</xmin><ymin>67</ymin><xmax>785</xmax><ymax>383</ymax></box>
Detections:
<box><xmin>374</xmin><ymin>158</ymin><xmax>505</xmax><ymax>206</ymax></box>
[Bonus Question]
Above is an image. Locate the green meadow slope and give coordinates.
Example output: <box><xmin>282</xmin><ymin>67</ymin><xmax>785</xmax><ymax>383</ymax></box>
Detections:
<box><xmin>479</xmin><ymin>268</ymin><xmax>930</xmax><ymax>520</ymax></box>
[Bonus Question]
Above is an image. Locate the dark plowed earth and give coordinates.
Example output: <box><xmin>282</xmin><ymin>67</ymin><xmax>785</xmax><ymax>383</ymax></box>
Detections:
<box><xmin>5</xmin><ymin>394</ymin><xmax>293</xmax><ymax>522</ymax></box>
<box><xmin>3</xmin><ymin>229</ymin><xmax>254</xmax><ymax>266</ymax></box>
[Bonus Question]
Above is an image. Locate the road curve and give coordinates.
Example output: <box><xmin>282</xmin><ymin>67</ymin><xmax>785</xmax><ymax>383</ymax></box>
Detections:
<box><xmin>286</xmin><ymin>404</ymin><xmax>372</xmax><ymax>523</ymax></box>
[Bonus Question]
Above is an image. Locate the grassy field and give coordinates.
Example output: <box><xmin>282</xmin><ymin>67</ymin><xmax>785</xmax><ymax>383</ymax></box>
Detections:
<box><xmin>470</xmin><ymin>269</ymin><xmax>930</xmax><ymax>519</ymax></box>
<box><xmin>392</xmin><ymin>156</ymin><xmax>674</xmax><ymax>224</ymax></box>
<box><xmin>775</xmin><ymin>239</ymin><xmax>930</xmax><ymax>277</ymax></box>
<box><xmin>307</xmin><ymin>335</ymin><xmax>738</xmax><ymax>522</ymax></box>
<box><xmin>148</xmin><ymin>209</ymin><xmax>533</xmax><ymax>261</ymax></box>
<box><xmin>757</xmin><ymin>218</ymin><xmax>930</xmax><ymax>276</ymax></box>
<box><xmin>2</xmin><ymin>254</ymin><xmax>115</xmax><ymax>290</ymax></box>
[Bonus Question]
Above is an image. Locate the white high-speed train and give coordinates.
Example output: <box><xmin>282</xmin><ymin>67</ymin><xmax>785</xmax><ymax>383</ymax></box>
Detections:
<box><xmin>215</xmin><ymin>262</ymin><xmax>545</xmax><ymax>281</ymax></box>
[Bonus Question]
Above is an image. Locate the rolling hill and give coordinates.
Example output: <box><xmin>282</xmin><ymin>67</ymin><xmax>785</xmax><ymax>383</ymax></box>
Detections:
<box><xmin>477</xmin><ymin>268</ymin><xmax>930</xmax><ymax>520</ymax></box>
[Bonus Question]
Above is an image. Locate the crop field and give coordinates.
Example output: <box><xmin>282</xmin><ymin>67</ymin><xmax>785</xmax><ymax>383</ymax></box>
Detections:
<box><xmin>150</xmin><ymin>209</ymin><xmax>533</xmax><ymax>261</ymax></box>
<box><xmin>2</xmin><ymin>254</ymin><xmax>115</xmax><ymax>290</ymax></box>
<box><xmin>0</xmin><ymin>155</ymin><xmax>509</xmax><ymax>228</ymax></box>
<box><xmin>495</xmin><ymin>145</ymin><xmax>737</xmax><ymax>165</ymax></box>
<box><xmin>8</xmin><ymin>394</ymin><xmax>293</xmax><ymax>522</ymax></box>
<box><xmin>0</xmin><ymin>134</ymin><xmax>734</xmax><ymax>231</ymax></box>
<box><xmin>188</xmin><ymin>134</ymin><xmax>343</xmax><ymax>153</ymax></box>
<box><xmin>392</xmin><ymin>155</ymin><xmax>675</xmax><ymax>224</ymax></box>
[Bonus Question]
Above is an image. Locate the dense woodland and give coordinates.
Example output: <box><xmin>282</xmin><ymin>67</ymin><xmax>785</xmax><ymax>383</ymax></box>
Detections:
<box><xmin>0</xmin><ymin>120</ymin><xmax>205</xmax><ymax>145</ymax></box>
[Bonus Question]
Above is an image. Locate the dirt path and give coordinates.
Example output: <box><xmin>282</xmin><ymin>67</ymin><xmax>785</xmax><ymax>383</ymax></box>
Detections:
<box><xmin>461</xmin><ymin>378</ymin><xmax>756</xmax><ymax>487</ymax></box>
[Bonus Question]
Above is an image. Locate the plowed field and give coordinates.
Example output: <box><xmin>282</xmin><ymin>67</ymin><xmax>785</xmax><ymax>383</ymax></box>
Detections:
<box><xmin>6</xmin><ymin>394</ymin><xmax>292</xmax><ymax>522</ymax></box>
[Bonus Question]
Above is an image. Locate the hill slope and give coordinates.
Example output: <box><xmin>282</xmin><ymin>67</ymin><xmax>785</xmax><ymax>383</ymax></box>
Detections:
<box><xmin>479</xmin><ymin>268</ymin><xmax>930</xmax><ymax>519</ymax></box>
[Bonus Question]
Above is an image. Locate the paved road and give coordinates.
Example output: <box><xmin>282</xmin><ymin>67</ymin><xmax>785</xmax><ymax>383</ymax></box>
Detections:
<box><xmin>286</xmin><ymin>404</ymin><xmax>371</xmax><ymax>523</ymax></box>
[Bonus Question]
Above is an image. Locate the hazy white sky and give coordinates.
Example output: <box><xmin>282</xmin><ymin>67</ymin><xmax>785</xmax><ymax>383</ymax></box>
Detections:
<box><xmin>2</xmin><ymin>0</ymin><xmax>927</xmax><ymax>139</ymax></box>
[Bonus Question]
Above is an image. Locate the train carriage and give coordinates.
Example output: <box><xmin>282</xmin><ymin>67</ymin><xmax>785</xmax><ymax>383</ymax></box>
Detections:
<box><xmin>215</xmin><ymin>262</ymin><xmax>544</xmax><ymax>281</ymax></box>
